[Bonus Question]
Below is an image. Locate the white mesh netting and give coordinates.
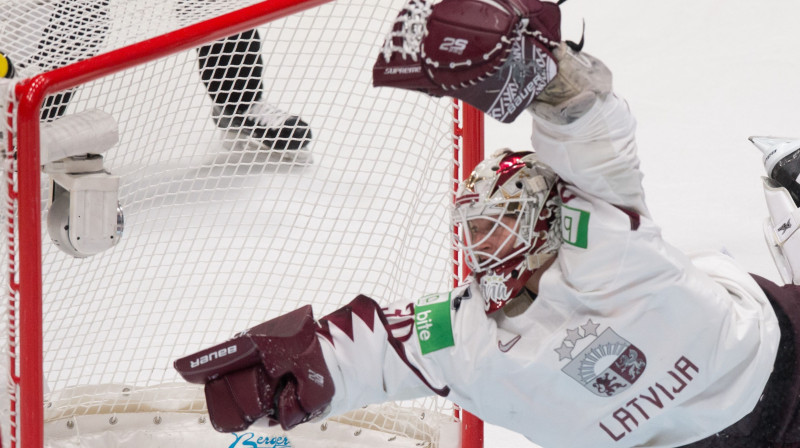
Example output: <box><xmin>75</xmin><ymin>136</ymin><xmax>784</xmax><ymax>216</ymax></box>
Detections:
<box><xmin>0</xmin><ymin>0</ymin><xmax>466</xmax><ymax>446</ymax></box>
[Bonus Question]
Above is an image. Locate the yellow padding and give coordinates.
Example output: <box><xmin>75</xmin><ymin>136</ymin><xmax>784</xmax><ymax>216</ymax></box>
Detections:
<box><xmin>0</xmin><ymin>52</ymin><xmax>12</xmax><ymax>78</ymax></box>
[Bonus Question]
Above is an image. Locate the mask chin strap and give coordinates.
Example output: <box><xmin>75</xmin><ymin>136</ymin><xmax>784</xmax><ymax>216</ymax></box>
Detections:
<box><xmin>527</xmin><ymin>251</ymin><xmax>555</xmax><ymax>271</ymax></box>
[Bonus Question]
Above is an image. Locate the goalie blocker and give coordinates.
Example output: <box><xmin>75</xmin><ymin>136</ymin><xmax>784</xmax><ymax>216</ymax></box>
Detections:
<box><xmin>373</xmin><ymin>0</ymin><xmax>561</xmax><ymax>123</ymax></box>
<box><xmin>174</xmin><ymin>305</ymin><xmax>335</xmax><ymax>432</ymax></box>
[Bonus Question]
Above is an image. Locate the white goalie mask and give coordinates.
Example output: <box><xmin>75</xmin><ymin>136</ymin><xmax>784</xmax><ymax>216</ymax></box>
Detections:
<box><xmin>452</xmin><ymin>150</ymin><xmax>561</xmax><ymax>313</ymax></box>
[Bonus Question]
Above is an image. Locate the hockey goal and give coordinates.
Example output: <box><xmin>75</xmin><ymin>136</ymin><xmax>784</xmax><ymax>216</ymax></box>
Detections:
<box><xmin>0</xmin><ymin>0</ymin><xmax>485</xmax><ymax>447</ymax></box>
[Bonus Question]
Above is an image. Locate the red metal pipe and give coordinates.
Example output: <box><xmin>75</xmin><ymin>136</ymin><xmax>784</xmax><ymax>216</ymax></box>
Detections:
<box><xmin>456</xmin><ymin>102</ymin><xmax>485</xmax><ymax>448</ymax></box>
<box><xmin>461</xmin><ymin>103</ymin><xmax>485</xmax><ymax>178</ymax></box>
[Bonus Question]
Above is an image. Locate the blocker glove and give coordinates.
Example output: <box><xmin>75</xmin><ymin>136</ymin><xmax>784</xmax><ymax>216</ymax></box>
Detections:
<box><xmin>373</xmin><ymin>0</ymin><xmax>562</xmax><ymax>123</ymax></box>
<box><xmin>174</xmin><ymin>305</ymin><xmax>334</xmax><ymax>432</ymax></box>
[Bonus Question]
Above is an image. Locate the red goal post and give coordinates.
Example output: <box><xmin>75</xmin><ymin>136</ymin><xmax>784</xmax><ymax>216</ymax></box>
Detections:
<box><xmin>453</xmin><ymin>103</ymin><xmax>486</xmax><ymax>448</ymax></box>
<box><xmin>1</xmin><ymin>1</ymin><xmax>486</xmax><ymax>447</ymax></box>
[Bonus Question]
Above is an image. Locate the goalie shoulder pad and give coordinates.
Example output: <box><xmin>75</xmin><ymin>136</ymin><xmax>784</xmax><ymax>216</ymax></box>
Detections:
<box><xmin>373</xmin><ymin>0</ymin><xmax>561</xmax><ymax>123</ymax></box>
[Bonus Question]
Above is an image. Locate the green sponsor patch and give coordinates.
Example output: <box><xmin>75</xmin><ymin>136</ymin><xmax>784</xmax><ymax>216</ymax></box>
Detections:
<box><xmin>561</xmin><ymin>205</ymin><xmax>590</xmax><ymax>248</ymax></box>
<box><xmin>415</xmin><ymin>293</ymin><xmax>455</xmax><ymax>355</ymax></box>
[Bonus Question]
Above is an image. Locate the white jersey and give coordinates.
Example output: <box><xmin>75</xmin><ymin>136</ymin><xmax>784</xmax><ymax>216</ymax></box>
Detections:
<box><xmin>316</xmin><ymin>94</ymin><xmax>781</xmax><ymax>448</ymax></box>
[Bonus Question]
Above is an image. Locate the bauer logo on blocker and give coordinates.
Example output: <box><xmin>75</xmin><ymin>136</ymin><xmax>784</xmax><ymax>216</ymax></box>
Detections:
<box><xmin>190</xmin><ymin>344</ymin><xmax>237</xmax><ymax>368</ymax></box>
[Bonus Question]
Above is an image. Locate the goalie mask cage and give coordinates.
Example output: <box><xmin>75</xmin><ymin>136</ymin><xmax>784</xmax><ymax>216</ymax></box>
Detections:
<box><xmin>0</xmin><ymin>0</ymin><xmax>486</xmax><ymax>447</ymax></box>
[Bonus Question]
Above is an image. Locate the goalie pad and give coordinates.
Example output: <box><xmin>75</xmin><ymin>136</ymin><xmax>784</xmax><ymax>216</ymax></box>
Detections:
<box><xmin>174</xmin><ymin>305</ymin><xmax>334</xmax><ymax>432</ymax></box>
<box><xmin>373</xmin><ymin>0</ymin><xmax>561</xmax><ymax>123</ymax></box>
<box><xmin>762</xmin><ymin>177</ymin><xmax>800</xmax><ymax>285</ymax></box>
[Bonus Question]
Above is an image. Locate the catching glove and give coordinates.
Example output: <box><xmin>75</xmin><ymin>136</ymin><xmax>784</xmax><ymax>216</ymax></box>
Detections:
<box><xmin>373</xmin><ymin>0</ymin><xmax>562</xmax><ymax>123</ymax></box>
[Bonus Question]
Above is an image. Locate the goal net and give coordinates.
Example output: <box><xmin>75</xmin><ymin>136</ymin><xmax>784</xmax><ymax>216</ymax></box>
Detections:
<box><xmin>0</xmin><ymin>0</ymin><xmax>483</xmax><ymax>447</ymax></box>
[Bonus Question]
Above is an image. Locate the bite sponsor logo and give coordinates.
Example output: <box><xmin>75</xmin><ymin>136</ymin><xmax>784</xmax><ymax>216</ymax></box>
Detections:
<box><xmin>415</xmin><ymin>309</ymin><xmax>435</xmax><ymax>342</ymax></box>
<box><xmin>415</xmin><ymin>293</ymin><xmax>455</xmax><ymax>354</ymax></box>
<box><xmin>561</xmin><ymin>205</ymin><xmax>590</xmax><ymax>248</ymax></box>
<box><xmin>189</xmin><ymin>344</ymin><xmax>237</xmax><ymax>369</ymax></box>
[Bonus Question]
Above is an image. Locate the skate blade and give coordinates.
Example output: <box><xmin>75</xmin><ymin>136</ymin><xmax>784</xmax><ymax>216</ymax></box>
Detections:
<box><xmin>221</xmin><ymin>133</ymin><xmax>314</xmax><ymax>166</ymax></box>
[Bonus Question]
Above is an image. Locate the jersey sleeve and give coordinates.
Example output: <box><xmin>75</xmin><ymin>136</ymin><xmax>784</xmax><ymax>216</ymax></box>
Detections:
<box><xmin>315</xmin><ymin>284</ymin><xmax>497</xmax><ymax>418</ymax></box>
<box><xmin>530</xmin><ymin>93</ymin><xmax>650</xmax><ymax>217</ymax></box>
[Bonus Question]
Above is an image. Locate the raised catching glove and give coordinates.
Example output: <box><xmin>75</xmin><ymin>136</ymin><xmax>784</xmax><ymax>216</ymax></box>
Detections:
<box><xmin>373</xmin><ymin>0</ymin><xmax>561</xmax><ymax>123</ymax></box>
<box><xmin>174</xmin><ymin>305</ymin><xmax>334</xmax><ymax>432</ymax></box>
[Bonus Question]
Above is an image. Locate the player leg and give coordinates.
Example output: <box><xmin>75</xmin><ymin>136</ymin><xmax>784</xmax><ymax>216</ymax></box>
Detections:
<box><xmin>676</xmin><ymin>275</ymin><xmax>800</xmax><ymax>447</ymax></box>
<box><xmin>196</xmin><ymin>29</ymin><xmax>313</xmax><ymax>151</ymax></box>
<box><xmin>752</xmin><ymin>137</ymin><xmax>800</xmax><ymax>285</ymax></box>
<box><xmin>35</xmin><ymin>0</ymin><xmax>111</xmax><ymax>121</ymax></box>
<box><xmin>754</xmin><ymin>275</ymin><xmax>800</xmax><ymax>446</ymax></box>
<box><xmin>2</xmin><ymin>0</ymin><xmax>110</xmax><ymax>121</ymax></box>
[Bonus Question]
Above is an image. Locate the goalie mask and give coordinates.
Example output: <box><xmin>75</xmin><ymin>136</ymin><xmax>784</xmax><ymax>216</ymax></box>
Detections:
<box><xmin>453</xmin><ymin>150</ymin><xmax>561</xmax><ymax>313</ymax></box>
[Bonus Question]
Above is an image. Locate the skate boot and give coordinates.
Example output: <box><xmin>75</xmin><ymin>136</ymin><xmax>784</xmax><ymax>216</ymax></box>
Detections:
<box><xmin>212</xmin><ymin>100</ymin><xmax>313</xmax><ymax>159</ymax></box>
<box><xmin>752</xmin><ymin>136</ymin><xmax>800</xmax><ymax>206</ymax></box>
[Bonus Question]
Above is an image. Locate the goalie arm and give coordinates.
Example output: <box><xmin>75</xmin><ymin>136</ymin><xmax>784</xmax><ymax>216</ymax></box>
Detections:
<box><xmin>315</xmin><ymin>295</ymin><xmax>451</xmax><ymax>417</ymax></box>
<box><xmin>527</xmin><ymin>45</ymin><xmax>651</xmax><ymax>217</ymax></box>
<box><xmin>317</xmin><ymin>286</ymin><xmax>506</xmax><ymax>418</ymax></box>
<box><xmin>530</xmin><ymin>91</ymin><xmax>650</xmax><ymax>217</ymax></box>
<box><xmin>174</xmin><ymin>295</ymin><xmax>458</xmax><ymax>432</ymax></box>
